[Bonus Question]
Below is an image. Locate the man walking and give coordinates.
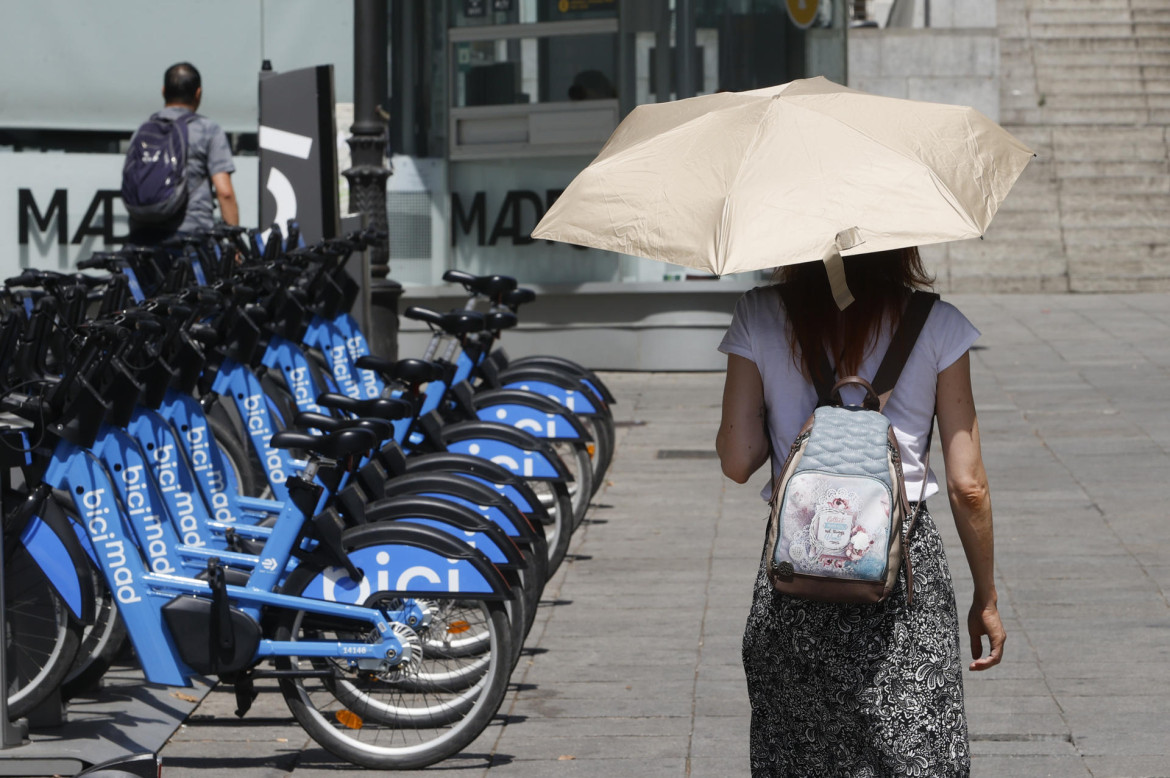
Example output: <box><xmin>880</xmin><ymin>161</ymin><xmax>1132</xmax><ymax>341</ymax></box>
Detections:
<box><xmin>125</xmin><ymin>62</ymin><xmax>238</xmax><ymax>245</ymax></box>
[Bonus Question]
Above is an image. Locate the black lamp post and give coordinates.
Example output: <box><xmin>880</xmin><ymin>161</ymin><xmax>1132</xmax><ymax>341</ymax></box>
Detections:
<box><xmin>343</xmin><ymin>0</ymin><xmax>401</xmax><ymax>359</ymax></box>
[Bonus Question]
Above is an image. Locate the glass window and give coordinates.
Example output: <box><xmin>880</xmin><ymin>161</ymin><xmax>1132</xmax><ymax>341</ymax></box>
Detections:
<box><xmin>692</xmin><ymin>0</ymin><xmax>846</xmax><ymax>92</ymax></box>
<box><xmin>451</xmin><ymin>0</ymin><xmax>617</xmax><ymax>28</ymax></box>
<box><xmin>452</xmin><ymin>32</ymin><xmax>617</xmax><ymax>107</ymax></box>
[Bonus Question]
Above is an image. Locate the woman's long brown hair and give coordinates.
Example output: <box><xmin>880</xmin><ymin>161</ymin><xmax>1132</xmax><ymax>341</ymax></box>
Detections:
<box><xmin>775</xmin><ymin>247</ymin><xmax>934</xmax><ymax>385</ymax></box>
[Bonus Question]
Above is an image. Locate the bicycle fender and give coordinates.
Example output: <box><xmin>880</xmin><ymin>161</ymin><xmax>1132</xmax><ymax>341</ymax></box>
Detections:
<box><xmin>497</xmin><ymin>366</ymin><xmax>606</xmax><ymax>415</ymax></box>
<box><xmin>439</xmin><ymin>422</ymin><xmax>572</xmax><ymax>481</ymax></box>
<box><xmin>471</xmin><ymin>389</ymin><xmax>591</xmax><ymax>442</ymax></box>
<box><xmin>401</xmin><ymin>453</ymin><xmax>550</xmax><ymax>521</ymax></box>
<box><xmin>296</xmin><ymin>522</ymin><xmax>512</xmax><ymax>602</ymax></box>
<box><xmin>365</xmin><ymin>495</ymin><xmax>524</xmax><ymax>569</ymax></box>
<box><xmin>20</xmin><ymin>497</ymin><xmax>93</xmax><ymax>622</ymax></box>
<box><xmin>505</xmin><ymin>355</ymin><xmax>618</xmax><ymax>405</ymax></box>
<box><xmin>381</xmin><ymin>473</ymin><xmax>533</xmax><ymax>540</ymax></box>
<box><xmin>500</xmin><ymin>377</ymin><xmax>603</xmax><ymax>416</ymax></box>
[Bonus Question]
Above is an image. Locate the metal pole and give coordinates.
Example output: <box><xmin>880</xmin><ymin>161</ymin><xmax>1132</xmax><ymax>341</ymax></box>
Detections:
<box><xmin>653</xmin><ymin>1</ymin><xmax>672</xmax><ymax>101</ymax></box>
<box><xmin>343</xmin><ymin>0</ymin><xmax>402</xmax><ymax>360</ymax></box>
<box><xmin>675</xmin><ymin>0</ymin><xmax>695</xmax><ymax>99</ymax></box>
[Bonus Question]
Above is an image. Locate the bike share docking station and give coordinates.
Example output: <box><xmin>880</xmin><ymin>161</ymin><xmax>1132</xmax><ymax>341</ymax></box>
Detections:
<box><xmin>0</xmin><ymin>421</ymin><xmax>212</xmax><ymax>776</ymax></box>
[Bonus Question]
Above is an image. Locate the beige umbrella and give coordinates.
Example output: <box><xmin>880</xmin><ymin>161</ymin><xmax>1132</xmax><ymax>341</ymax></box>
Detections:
<box><xmin>531</xmin><ymin>77</ymin><xmax>1034</xmax><ymax>308</ymax></box>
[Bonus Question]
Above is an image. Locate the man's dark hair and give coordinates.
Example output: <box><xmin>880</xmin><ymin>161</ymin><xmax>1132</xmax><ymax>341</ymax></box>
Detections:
<box><xmin>163</xmin><ymin>63</ymin><xmax>201</xmax><ymax>104</ymax></box>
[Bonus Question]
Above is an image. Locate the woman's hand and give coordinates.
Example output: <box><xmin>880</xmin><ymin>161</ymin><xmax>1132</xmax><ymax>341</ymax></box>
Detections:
<box><xmin>967</xmin><ymin>598</ymin><xmax>1005</xmax><ymax>671</ymax></box>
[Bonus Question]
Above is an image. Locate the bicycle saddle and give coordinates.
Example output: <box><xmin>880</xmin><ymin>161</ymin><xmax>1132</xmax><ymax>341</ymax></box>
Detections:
<box><xmin>504</xmin><ymin>288</ymin><xmax>536</xmax><ymax>308</ymax></box>
<box><xmin>269</xmin><ymin>427</ymin><xmax>376</xmax><ymax>459</ymax></box>
<box><xmin>316</xmin><ymin>393</ymin><xmax>414</xmax><ymax>420</ymax></box>
<box><xmin>354</xmin><ymin>356</ymin><xmax>445</xmax><ymax>384</ymax></box>
<box><xmin>404</xmin><ymin>307</ymin><xmax>485</xmax><ymax>335</ymax></box>
<box><xmin>293</xmin><ymin>411</ymin><xmax>394</xmax><ymax>441</ymax></box>
<box><xmin>442</xmin><ymin>270</ymin><xmax>519</xmax><ymax>300</ymax></box>
<box><xmin>484</xmin><ymin>312</ymin><xmax>517</xmax><ymax>331</ymax></box>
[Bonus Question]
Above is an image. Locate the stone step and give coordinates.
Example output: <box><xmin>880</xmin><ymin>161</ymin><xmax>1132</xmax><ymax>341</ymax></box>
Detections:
<box><xmin>1057</xmin><ymin>175</ymin><xmax>1170</xmax><ymax>194</ymax></box>
<box><xmin>1041</xmin><ymin>93</ymin><xmax>1149</xmax><ymax>110</ymax></box>
<box><xmin>1029</xmin><ymin>49</ymin><xmax>1170</xmax><ymax>67</ymax></box>
<box><xmin>1025</xmin><ymin>0</ymin><xmax>1131</xmax><ymax>9</ymax></box>
<box><xmin>1061</xmin><ymin>209</ymin><xmax>1170</xmax><ymax>229</ymax></box>
<box><xmin>1013</xmin><ymin>64</ymin><xmax>1144</xmax><ymax>81</ymax></box>
<box><xmin>1000</xmin><ymin>107</ymin><xmax>1154</xmax><ymax>125</ymax></box>
<box><xmin>1050</xmin><ymin>127</ymin><xmax>1169</xmax><ymax>160</ymax></box>
<box><xmin>1028</xmin><ymin>22</ymin><xmax>1170</xmax><ymax>39</ymax></box>
<box><xmin>1062</xmin><ymin>225</ymin><xmax>1170</xmax><ymax>245</ymax></box>
<box><xmin>1060</xmin><ymin>192</ymin><xmax>1170</xmax><ymax>210</ymax></box>
<box><xmin>1028</xmin><ymin>9</ymin><xmax>1134</xmax><ymax>26</ymax></box>
<box><xmin>1055</xmin><ymin>159</ymin><xmax>1169</xmax><ymax>178</ymax></box>
<box><xmin>1037</xmin><ymin>78</ymin><xmax>1147</xmax><ymax>95</ymax></box>
<box><xmin>1135</xmin><ymin>10</ymin><xmax>1170</xmax><ymax>25</ymax></box>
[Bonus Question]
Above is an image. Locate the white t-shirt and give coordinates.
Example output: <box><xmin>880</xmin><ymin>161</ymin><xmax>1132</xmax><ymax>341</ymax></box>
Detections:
<box><xmin>718</xmin><ymin>286</ymin><xmax>980</xmax><ymax>502</ymax></box>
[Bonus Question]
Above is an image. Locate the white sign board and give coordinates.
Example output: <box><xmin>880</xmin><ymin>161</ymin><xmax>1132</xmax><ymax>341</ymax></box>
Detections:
<box><xmin>0</xmin><ymin>153</ymin><xmax>258</xmax><ymax>279</ymax></box>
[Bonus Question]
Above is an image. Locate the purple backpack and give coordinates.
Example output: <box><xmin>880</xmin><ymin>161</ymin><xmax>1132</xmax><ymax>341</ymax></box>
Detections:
<box><xmin>121</xmin><ymin>112</ymin><xmax>195</xmax><ymax>223</ymax></box>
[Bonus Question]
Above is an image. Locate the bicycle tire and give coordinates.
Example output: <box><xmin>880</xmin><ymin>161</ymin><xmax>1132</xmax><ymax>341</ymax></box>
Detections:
<box><xmin>60</xmin><ymin>566</ymin><xmax>127</xmax><ymax>699</ymax></box>
<box><xmin>553</xmin><ymin>441</ymin><xmax>594</xmax><ymax>531</ymax></box>
<box><xmin>206</xmin><ymin>414</ymin><xmax>261</xmax><ymax>499</ymax></box>
<box><xmin>5</xmin><ymin>543</ymin><xmax>81</xmax><ymax>719</ymax></box>
<box><xmin>275</xmin><ymin>578</ymin><xmax>513</xmax><ymax>769</ymax></box>
<box><xmin>528</xmin><ymin>479</ymin><xmax>573</xmax><ymax>576</ymax></box>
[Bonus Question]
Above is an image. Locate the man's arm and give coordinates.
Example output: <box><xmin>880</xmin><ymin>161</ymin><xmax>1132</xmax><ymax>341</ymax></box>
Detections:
<box><xmin>211</xmin><ymin>172</ymin><xmax>238</xmax><ymax>226</ymax></box>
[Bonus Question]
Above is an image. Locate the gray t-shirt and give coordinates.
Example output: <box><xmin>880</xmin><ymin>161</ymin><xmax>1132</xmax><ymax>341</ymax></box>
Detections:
<box><xmin>152</xmin><ymin>106</ymin><xmax>235</xmax><ymax>233</ymax></box>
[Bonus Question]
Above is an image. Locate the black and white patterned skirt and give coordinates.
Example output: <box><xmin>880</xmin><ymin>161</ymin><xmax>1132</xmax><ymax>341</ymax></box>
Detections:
<box><xmin>742</xmin><ymin>505</ymin><xmax>969</xmax><ymax>778</ymax></box>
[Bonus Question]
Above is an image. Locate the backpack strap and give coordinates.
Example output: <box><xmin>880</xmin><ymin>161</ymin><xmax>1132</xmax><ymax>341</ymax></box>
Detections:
<box><xmin>871</xmin><ymin>290</ymin><xmax>939</xmax><ymax>411</ymax></box>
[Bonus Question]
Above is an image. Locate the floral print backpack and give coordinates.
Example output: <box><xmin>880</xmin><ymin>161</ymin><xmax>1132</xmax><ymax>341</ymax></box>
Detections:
<box><xmin>766</xmin><ymin>290</ymin><xmax>938</xmax><ymax>604</ymax></box>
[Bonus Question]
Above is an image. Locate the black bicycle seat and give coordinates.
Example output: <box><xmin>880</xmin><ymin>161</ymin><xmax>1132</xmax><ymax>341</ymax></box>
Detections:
<box><xmin>441</xmin><ymin>270</ymin><xmax>518</xmax><ymax>300</ymax></box>
<box><xmin>316</xmin><ymin>393</ymin><xmax>414</xmax><ymax>420</ymax></box>
<box><xmin>404</xmin><ymin>307</ymin><xmax>485</xmax><ymax>335</ymax></box>
<box><xmin>293</xmin><ymin>411</ymin><xmax>395</xmax><ymax>441</ymax></box>
<box><xmin>504</xmin><ymin>288</ymin><xmax>536</xmax><ymax>308</ymax></box>
<box><xmin>269</xmin><ymin>427</ymin><xmax>375</xmax><ymax>459</ymax></box>
<box><xmin>353</xmin><ymin>356</ymin><xmax>444</xmax><ymax>385</ymax></box>
<box><xmin>484</xmin><ymin>312</ymin><xmax>517</xmax><ymax>331</ymax></box>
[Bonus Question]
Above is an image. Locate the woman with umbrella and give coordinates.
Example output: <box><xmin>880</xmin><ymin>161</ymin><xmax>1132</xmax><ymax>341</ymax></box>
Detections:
<box><xmin>715</xmin><ymin>249</ymin><xmax>1004</xmax><ymax>776</ymax></box>
<box><xmin>532</xmin><ymin>77</ymin><xmax>1028</xmax><ymax>777</ymax></box>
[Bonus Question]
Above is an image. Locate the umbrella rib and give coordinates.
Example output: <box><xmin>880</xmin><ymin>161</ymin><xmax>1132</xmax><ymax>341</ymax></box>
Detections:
<box><xmin>714</xmin><ymin>107</ymin><xmax>780</xmax><ymax>275</ymax></box>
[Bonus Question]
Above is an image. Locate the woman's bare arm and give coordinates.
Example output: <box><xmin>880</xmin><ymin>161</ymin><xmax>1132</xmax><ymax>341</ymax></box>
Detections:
<box><xmin>936</xmin><ymin>352</ymin><xmax>1004</xmax><ymax>671</ymax></box>
<box><xmin>716</xmin><ymin>354</ymin><xmax>770</xmax><ymax>483</ymax></box>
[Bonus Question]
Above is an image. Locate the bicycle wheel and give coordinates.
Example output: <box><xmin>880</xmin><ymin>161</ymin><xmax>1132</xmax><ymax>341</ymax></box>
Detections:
<box><xmin>553</xmin><ymin>441</ymin><xmax>594</xmax><ymax>531</ymax></box>
<box><xmin>527</xmin><ymin>479</ymin><xmax>572</xmax><ymax>575</ymax></box>
<box><xmin>206</xmin><ymin>415</ymin><xmax>261</xmax><ymax>498</ymax></box>
<box><xmin>60</xmin><ymin>567</ymin><xmax>127</xmax><ymax>699</ymax></box>
<box><xmin>5</xmin><ymin>543</ymin><xmax>81</xmax><ymax>719</ymax></box>
<box><xmin>274</xmin><ymin>591</ymin><xmax>513</xmax><ymax>769</ymax></box>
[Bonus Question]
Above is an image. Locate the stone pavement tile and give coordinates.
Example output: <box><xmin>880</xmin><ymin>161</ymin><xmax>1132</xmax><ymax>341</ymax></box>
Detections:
<box><xmin>482</xmin><ymin>757</ymin><xmax>690</xmax><ymax>777</ymax></box>
<box><xmin>970</xmin><ymin>737</ymin><xmax>1078</xmax><ymax>756</ymax></box>
<box><xmin>510</xmin><ymin>694</ymin><xmax>693</xmax><ymax>719</ymax></box>
<box><xmin>690</xmin><ymin>756</ymin><xmax>749</xmax><ymax>777</ymax></box>
<box><xmin>1082</xmin><ymin>755</ymin><xmax>1170</xmax><ymax>777</ymax></box>
<box><xmin>965</xmin><ymin>695</ymin><xmax>1065</xmax><ymax>720</ymax></box>
<box><xmin>971</xmin><ymin>755</ymin><xmax>1092</xmax><ymax>778</ymax></box>
<box><xmin>498</xmin><ymin>733</ymin><xmax>691</xmax><ymax>761</ymax></box>
<box><xmin>160</xmin><ymin>739</ymin><xmax>304</xmax><ymax>777</ymax></box>
<box><xmin>964</xmin><ymin>706</ymin><xmax>1070</xmax><ymax>738</ymax></box>
<box><xmin>693</xmin><ymin>695</ymin><xmax>749</xmax><ymax>718</ymax></box>
<box><xmin>690</xmin><ymin>715</ymin><xmax>749</xmax><ymax>760</ymax></box>
<box><xmin>962</xmin><ymin>677</ymin><xmax>1052</xmax><ymax>698</ymax></box>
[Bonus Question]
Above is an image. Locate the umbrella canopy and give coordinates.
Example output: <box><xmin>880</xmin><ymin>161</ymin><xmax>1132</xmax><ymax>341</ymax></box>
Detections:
<box><xmin>531</xmin><ymin>77</ymin><xmax>1034</xmax><ymax>306</ymax></box>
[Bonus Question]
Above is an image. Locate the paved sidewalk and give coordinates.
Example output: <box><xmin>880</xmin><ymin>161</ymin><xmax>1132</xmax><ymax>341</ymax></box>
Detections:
<box><xmin>158</xmin><ymin>293</ymin><xmax>1170</xmax><ymax>777</ymax></box>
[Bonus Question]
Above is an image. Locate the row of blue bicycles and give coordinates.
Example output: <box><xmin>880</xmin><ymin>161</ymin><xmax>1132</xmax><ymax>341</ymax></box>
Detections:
<box><xmin>0</xmin><ymin>224</ymin><xmax>615</xmax><ymax>769</ymax></box>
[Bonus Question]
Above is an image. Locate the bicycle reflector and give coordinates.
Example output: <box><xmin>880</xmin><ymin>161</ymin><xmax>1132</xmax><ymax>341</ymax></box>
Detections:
<box><xmin>447</xmin><ymin>620</ymin><xmax>472</xmax><ymax>635</ymax></box>
<box><xmin>335</xmin><ymin>709</ymin><xmax>363</xmax><ymax>730</ymax></box>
